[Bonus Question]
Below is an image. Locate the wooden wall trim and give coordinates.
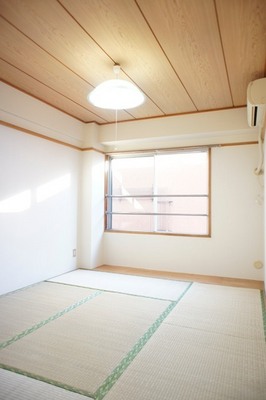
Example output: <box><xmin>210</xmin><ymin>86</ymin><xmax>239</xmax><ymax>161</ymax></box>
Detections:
<box><xmin>81</xmin><ymin>147</ymin><xmax>106</xmax><ymax>154</ymax></box>
<box><xmin>0</xmin><ymin>120</ymin><xmax>106</xmax><ymax>154</ymax></box>
<box><xmin>106</xmin><ymin>141</ymin><xmax>258</xmax><ymax>156</ymax></box>
<box><xmin>0</xmin><ymin>120</ymin><xmax>258</xmax><ymax>154</ymax></box>
<box><xmin>0</xmin><ymin>120</ymin><xmax>82</xmax><ymax>150</ymax></box>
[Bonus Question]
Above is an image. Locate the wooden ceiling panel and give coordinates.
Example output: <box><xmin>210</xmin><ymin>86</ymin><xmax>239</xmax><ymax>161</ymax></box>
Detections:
<box><xmin>0</xmin><ymin>18</ymin><xmax>92</xmax><ymax>106</ymax></box>
<box><xmin>0</xmin><ymin>60</ymin><xmax>106</xmax><ymax>123</ymax></box>
<box><xmin>0</xmin><ymin>0</ymin><xmax>113</xmax><ymax>84</ymax></box>
<box><xmin>0</xmin><ymin>17</ymin><xmax>131</xmax><ymax>122</ymax></box>
<box><xmin>0</xmin><ymin>0</ymin><xmax>264</xmax><ymax>124</ymax></box>
<box><xmin>137</xmin><ymin>0</ymin><xmax>233</xmax><ymax>110</ymax></box>
<box><xmin>0</xmin><ymin>0</ymin><xmax>161</xmax><ymax>121</ymax></box>
<box><xmin>216</xmin><ymin>0</ymin><xmax>266</xmax><ymax>106</ymax></box>
<box><xmin>60</xmin><ymin>0</ymin><xmax>197</xmax><ymax>114</ymax></box>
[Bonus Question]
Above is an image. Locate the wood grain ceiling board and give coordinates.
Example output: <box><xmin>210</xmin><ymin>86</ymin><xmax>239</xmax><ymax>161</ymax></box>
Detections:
<box><xmin>0</xmin><ymin>17</ymin><xmax>134</xmax><ymax>123</ymax></box>
<box><xmin>60</xmin><ymin>0</ymin><xmax>197</xmax><ymax>115</ymax></box>
<box><xmin>0</xmin><ymin>0</ymin><xmax>264</xmax><ymax>125</ymax></box>
<box><xmin>137</xmin><ymin>0</ymin><xmax>232</xmax><ymax>110</ymax></box>
<box><xmin>0</xmin><ymin>0</ymin><xmax>144</xmax><ymax>122</ymax></box>
<box><xmin>0</xmin><ymin>0</ymin><xmax>116</xmax><ymax>85</ymax></box>
<box><xmin>0</xmin><ymin>60</ymin><xmax>106</xmax><ymax>123</ymax></box>
<box><xmin>215</xmin><ymin>0</ymin><xmax>266</xmax><ymax>106</ymax></box>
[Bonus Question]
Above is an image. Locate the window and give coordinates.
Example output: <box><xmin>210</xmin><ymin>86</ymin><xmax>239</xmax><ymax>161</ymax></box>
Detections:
<box><xmin>105</xmin><ymin>149</ymin><xmax>210</xmax><ymax>236</ymax></box>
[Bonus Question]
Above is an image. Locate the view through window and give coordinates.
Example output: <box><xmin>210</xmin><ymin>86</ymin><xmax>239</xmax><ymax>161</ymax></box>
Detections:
<box><xmin>106</xmin><ymin>149</ymin><xmax>210</xmax><ymax>236</ymax></box>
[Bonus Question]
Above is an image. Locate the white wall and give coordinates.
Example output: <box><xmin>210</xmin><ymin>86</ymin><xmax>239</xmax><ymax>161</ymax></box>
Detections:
<box><xmin>0</xmin><ymin>84</ymin><xmax>264</xmax><ymax>289</ymax></box>
<box><xmin>103</xmin><ymin>144</ymin><xmax>264</xmax><ymax>280</ymax></box>
<box><xmin>0</xmin><ymin>125</ymin><xmax>81</xmax><ymax>295</ymax></box>
<box><xmin>0</xmin><ymin>82</ymin><xmax>84</xmax><ymax>148</ymax></box>
<box><xmin>99</xmin><ymin>107</ymin><xmax>257</xmax><ymax>151</ymax></box>
<box><xmin>78</xmin><ymin>150</ymin><xmax>105</xmax><ymax>269</ymax></box>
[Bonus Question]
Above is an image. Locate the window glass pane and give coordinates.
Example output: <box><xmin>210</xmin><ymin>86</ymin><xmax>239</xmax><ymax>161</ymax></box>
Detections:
<box><xmin>111</xmin><ymin>214</ymin><xmax>208</xmax><ymax>235</ymax></box>
<box><xmin>107</xmin><ymin>149</ymin><xmax>210</xmax><ymax>236</ymax></box>
<box><xmin>112</xmin><ymin>197</ymin><xmax>154</xmax><ymax>214</ymax></box>
<box><xmin>156</xmin><ymin>152</ymin><xmax>208</xmax><ymax>195</ymax></box>
<box><xmin>112</xmin><ymin>214</ymin><xmax>154</xmax><ymax>232</ymax></box>
<box><xmin>156</xmin><ymin>215</ymin><xmax>209</xmax><ymax>235</ymax></box>
<box><xmin>160</xmin><ymin>196</ymin><xmax>208</xmax><ymax>215</ymax></box>
<box><xmin>111</xmin><ymin>156</ymin><xmax>154</xmax><ymax>196</ymax></box>
<box><xmin>111</xmin><ymin>196</ymin><xmax>208</xmax><ymax>215</ymax></box>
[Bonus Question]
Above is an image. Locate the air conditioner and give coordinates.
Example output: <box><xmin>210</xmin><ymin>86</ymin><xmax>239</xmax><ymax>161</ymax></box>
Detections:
<box><xmin>247</xmin><ymin>77</ymin><xmax>266</xmax><ymax>127</ymax></box>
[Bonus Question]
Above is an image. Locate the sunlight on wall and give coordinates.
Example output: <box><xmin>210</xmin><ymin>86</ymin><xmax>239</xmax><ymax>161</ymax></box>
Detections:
<box><xmin>0</xmin><ymin>174</ymin><xmax>71</xmax><ymax>213</ymax></box>
<box><xmin>36</xmin><ymin>174</ymin><xmax>71</xmax><ymax>203</ymax></box>
<box><xmin>0</xmin><ymin>190</ymin><xmax>31</xmax><ymax>213</ymax></box>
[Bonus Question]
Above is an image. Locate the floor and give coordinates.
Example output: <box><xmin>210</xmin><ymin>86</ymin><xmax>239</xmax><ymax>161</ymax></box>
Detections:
<box><xmin>96</xmin><ymin>265</ymin><xmax>264</xmax><ymax>290</ymax></box>
<box><xmin>0</xmin><ymin>268</ymin><xmax>265</xmax><ymax>400</ymax></box>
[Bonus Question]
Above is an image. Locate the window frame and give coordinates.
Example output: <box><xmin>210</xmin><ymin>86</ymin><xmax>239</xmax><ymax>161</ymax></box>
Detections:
<box><xmin>105</xmin><ymin>148</ymin><xmax>211</xmax><ymax>237</ymax></box>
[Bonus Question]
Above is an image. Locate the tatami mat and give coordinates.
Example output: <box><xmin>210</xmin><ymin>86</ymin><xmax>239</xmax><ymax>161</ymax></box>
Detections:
<box><xmin>104</xmin><ymin>283</ymin><xmax>266</xmax><ymax>400</ymax></box>
<box><xmin>49</xmin><ymin>269</ymin><xmax>190</xmax><ymax>300</ymax></box>
<box><xmin>164</xmin><ymin>282</ymin><xmax>265</xmax><ymax>340</ymax></box>
<box><xmin>0</xmin><ymin>291</ymin><xmax>171</xmax><ymax>397</ymax></box>
<box><xmin>0</xmin><ymin>369</ymin><xmax>92</xmax><ymax>400</ymax></box>
<box><xmin>0</xmin><ymin>282</ymin><xmax>96</xmax><ymax>344</ymax></box>
<box><xmin>104</xmin><ymin>322</ymin><xmax>266</xmax><ymax>400</ymax></box>
<box><xmin>1</xmin><ymin>275</ymin><xmax>265</xmax><ymax>400</ymax></box>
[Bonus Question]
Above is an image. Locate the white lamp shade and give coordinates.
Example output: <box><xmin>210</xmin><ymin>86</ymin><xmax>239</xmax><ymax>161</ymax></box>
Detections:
<box><xmin>88</xmin><ymin>79</ymin><xmax>145</xmax><ymax>110</ymax></box>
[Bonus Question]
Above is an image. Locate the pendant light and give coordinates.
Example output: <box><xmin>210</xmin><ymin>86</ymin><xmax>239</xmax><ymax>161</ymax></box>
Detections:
<box><xmin>88</xmin><ymin>64</ymin><xmax>145</xmax><ymax>110</ymax></box>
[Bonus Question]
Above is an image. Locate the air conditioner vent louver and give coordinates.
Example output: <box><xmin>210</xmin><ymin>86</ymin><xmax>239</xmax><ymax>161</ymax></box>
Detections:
<box><xmin>247</xmin><ymin>78</ymin><xmax>266</xmax><ymax>127</ymax></box>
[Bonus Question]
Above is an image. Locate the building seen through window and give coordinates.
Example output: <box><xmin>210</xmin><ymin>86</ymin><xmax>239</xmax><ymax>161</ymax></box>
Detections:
<box><xmin>106</xmin><ymin>149</ymin><xmax>210</xmax><ymax>236</ymax></box>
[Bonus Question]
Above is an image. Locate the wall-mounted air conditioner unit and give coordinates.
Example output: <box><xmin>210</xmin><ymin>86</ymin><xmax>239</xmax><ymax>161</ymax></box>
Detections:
<box><xmin>247</xmin><ymin>78</ymin><xmax>266</xmax><ymax>127</ymax></box>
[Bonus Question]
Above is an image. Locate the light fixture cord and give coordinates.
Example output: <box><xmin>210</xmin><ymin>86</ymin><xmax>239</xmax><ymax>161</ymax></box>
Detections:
<box><xmin>114</xmin><ymin>64</ymin><xmax>120</xmax><ymax>149</ymax></box>
<box><xmin>115</xmin><ymin>108</ymin><xmax>118</xmax><ymax>144</ymax></box>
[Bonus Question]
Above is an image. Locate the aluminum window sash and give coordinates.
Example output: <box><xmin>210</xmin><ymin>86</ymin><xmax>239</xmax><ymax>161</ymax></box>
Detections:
<box><xmin>105</xmin><ymin>194</ymin><xmax>208</xmax><ymax>198</ymax></box>
<box><xmin>106</xmin><ymin>212</ymin><xmax>208</xmax><ymax>217</ymax></box>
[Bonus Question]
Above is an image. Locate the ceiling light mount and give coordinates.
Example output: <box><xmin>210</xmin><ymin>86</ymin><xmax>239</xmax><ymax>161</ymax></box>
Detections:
<box><xmin>113</xmin><ymin>64</ymin><xmax>121</xmax><ymax>76</ymax></box>
<box><xmin>88</xmin><ymin>64</ymin><xmax>145</xmax><ymax>110</ymax></box>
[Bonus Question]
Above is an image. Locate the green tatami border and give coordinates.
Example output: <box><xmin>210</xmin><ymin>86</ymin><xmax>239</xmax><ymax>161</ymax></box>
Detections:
<box><xmin>0</xmin><ymin>290</ymin><xmax>102</xmax><ymax>350</ymax></box>
<box><xmin>3</xmin><ymin>283</ymin><xmax>263</xmax><ymax>400</ymax></box>
<box><xmin>94</xmin><ymin>282</ymin><xmax>193</xmax><ymax>400</ymax></box>
<box><xmin>0</xmin><ymin>283</ymin><xmax>193</xmax><ymax>399</ymax></box>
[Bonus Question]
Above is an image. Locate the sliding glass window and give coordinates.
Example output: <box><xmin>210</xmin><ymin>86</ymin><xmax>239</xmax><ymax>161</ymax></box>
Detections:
<box><xmin>105</xmin><ymin>149</ymin><xmax>210</xmax><ymax>236</ymax></box>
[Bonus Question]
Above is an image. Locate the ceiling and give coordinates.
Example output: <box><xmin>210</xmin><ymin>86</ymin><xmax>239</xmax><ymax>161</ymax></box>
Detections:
<box><xmin>0</xmin><ymin>0</ymin><xmax>265</xmax><ymax>125</ymax></box>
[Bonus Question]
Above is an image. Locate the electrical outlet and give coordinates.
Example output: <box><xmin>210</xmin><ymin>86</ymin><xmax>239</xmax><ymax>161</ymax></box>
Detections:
<box><xmin>253</xmin><ymin>260</ymin><xmax>263</xmax><ymax>269</ymax></box>
<box><xmin>73</xmin><ymin>249</ymin><xmax>76</xmax><ymax>257</ymax></box>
